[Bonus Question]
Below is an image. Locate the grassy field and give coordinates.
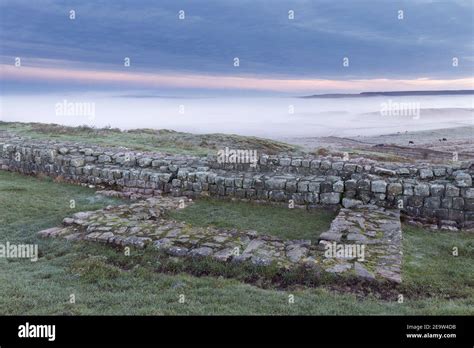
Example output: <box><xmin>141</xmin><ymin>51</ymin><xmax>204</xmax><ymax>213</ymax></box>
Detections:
<box><xmin>0</xmin><ymin>170</ymin><xmax>473</xmax><ymax>315</ymax></box>
<box><xmin>168</xmin><ymin>199</ymin><xmax>335</xmax><ymax>242</ymax></box>
<box><xmin>0</xmin><ymin>122</ymin><xmax>299</xmax><ymax>156</ymax></box>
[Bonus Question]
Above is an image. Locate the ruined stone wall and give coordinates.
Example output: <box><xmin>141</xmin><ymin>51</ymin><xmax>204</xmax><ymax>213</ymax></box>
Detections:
<box><xmin>1</xmin><ymin>136</ymin><xmax>473</xmax><ymax>228</ymax></box>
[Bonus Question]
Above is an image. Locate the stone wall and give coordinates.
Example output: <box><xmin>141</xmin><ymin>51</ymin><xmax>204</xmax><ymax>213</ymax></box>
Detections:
<box><xmin>1</xmin><ymin>135</ymin><xmax>473</xmax><ymax>228</ymax></box>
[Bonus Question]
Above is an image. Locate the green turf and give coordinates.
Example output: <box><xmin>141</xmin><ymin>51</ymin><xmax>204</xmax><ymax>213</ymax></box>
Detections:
<box><xmin>167</xmin><ymin>199</ymin><xmax>335</xmax><ymax>242</ymax></box>
<box><xmin>0</xmin><ymin>122</ymin><xmax>299</xmax><ymax>156</ymax></box>
<box><xmin>0</xmin><ymin>170</ymin><xmax>473</xmax><ymax>315</ymax></box>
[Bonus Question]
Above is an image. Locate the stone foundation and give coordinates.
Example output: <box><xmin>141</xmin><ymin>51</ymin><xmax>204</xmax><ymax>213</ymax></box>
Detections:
<box><xmin>38</xmin><ymin>195</ymin><xmax>403</xmax><ymax>283</ymax></box>
<box><xmin>1</xmin><ymin>133</ymin><xmax>473</xmax><ymax>229</ymax></box>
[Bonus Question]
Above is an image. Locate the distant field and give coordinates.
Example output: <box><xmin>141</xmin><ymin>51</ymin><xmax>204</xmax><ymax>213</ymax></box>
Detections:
<box><xmin>0</xmin><ymin>170</ymin><xmax>473</xmax><ymax>315</ymax></box>
<box><xmin>0</xmin><ymin>121</ymin><xmax>300</xmax><ymax>156</ymax></box>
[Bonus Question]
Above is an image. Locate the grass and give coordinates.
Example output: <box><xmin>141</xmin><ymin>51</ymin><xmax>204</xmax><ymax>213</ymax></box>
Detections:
<box><xmin>0</xmin><ymin>121</ymin><xmax>300</xmax><ymax>156</ymax></box>
<box><xmin>167</xmin><ymin>199</ymin><xmax>335</xmax><ymax>242</ymax></box>
<box><xmin>0</xmin><ymin>170</ymin><xmax>473</xmax><ymax>315</ymax></box>
<box><xmin>402</xmin><ymin>224</ymin><xmax>474</xmax><ymax>300</ymax></box>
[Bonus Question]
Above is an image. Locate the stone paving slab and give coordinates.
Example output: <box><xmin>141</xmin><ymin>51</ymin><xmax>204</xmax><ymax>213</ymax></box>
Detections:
<box><xmin>319</xmin><ymin>205</ymin><xmax>402</xmax><ymax>283</ymax></box>
<box><xmin>38</xmin><ymin>196</ymin><xmax>403</xmax><ymax>283</ymax></box>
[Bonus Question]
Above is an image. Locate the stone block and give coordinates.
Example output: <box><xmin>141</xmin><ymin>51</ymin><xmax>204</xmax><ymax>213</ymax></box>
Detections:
<box><xmin>445</xmin><ymin>184</ymin><xmax>460</xmax><ymax>197</ymax></box>
<box><xmin>371</xmin><ymin>180</ymin><xmax>387</xmax><ymax>193</ymax></box>
<box><xmin>454</xmin><ymin>172</ymin><xmax>472</xmax><ymax>187</ymax></box>
<box><xmin>387</xmin><ymin>183</ymin><xmax>403</xmax><ymax>195</ymax></box>
<box><xmin>414</xmin><ymin>184</ymin><xmax>430</xmax><ymax>197</ymax></box>
<box><xmin>320</xmin><ymin>192</ymin><xmax>341</xmax><ymax>204</ymax></box>
<box><xmin>419</xmin><ymin>168</ymin><xmax>434</xmax><ymax>179</ymax></box>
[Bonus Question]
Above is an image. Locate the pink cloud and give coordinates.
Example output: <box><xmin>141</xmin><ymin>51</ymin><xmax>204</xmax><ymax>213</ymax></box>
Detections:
<box><xmin>1</xmin><ymin>64</ymin><xmax>473</xmax><ymax>93</ymax></box>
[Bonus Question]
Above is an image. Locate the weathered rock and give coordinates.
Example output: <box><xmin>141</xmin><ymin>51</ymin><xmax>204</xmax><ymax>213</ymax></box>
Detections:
<box><xmin>430</xmin><ymin>184</ymin><xmax>445</xmax><ymax>196</ymax></box>
<box><xmin>98</xmin><ymin>154</ymin><xmax>112</xmax><ymax>163</ymax></box>
<box><xmin>213</xmin><ymin>248</ymin><xmax>235</xmax><ymax>262</ymax></box>
<box><xmin>354</xmin><ymin>262</ymin><xmax>375</xmax><ymax>280</ymax></box>
<box><xmin>286</xmin><ymin>245</ymin><xmax>309</xmax><ymax>263</ymax></box>
<box><xmin>189</xmin><ymin>247</ymin><xmax>213</xmax><ymax>257</ymax></box>
<box><xmin>319</xmin><ymin>232</ymin><xmax>342</xmax><ymax>242</ymax></box>
<box><xmin>333</xmin><ymin>181</ymin><xmax>344</xmax><ymax>193</ymax></box>
<box><xmin>320</xmin><ymin>192</ymin><xmax>341</xmax><ymax>204</ymax></box>
<box><xmin>414</xmin><ymin>184</ymin><xmax>430</xmax><ymax>197</ymax></box>
<box><xmin>387</xmin><ymin>183</ymin><xmax>403</xmax><ymax>196</ymax></box>
<box><xmin>70</xmin><ymin>158</ymin><xmax>85</xmax><ymax>167</ymax></box>
<box><xmin>326</xmin><ymin>263</ymin><xmax>352</xmax><ymax>273</ymax></box>
<box><xmin>167</xmin><ymin>246</ymin><xmax>189</xmax><ymax>256</ymax></box>
<box><xmin>138</xmin><ymin>157</ymin><xmax>153</xmax><ymax>167</ymax></box>
<box><xmin>462</xmin><ymin>188</ymin><xmax>474</xmax><ymax>199</ymax></box>
<box><xmin>371</xmin><ymin>180</ymin><xmax>387</xmax><ymax>193</ymax></box>
<box><xmin>342</xmin><ymin>198</ymin><xmax>363</xmax><ymax>208</ymax></box>
<box><xmin>419</xmin><ymin>168</ymin><xmax>434</xmax><ymax>179</ymax></box>
<box><xmin>445</xmin><ymin>184</ymin><xmax>460</xmax><ymax>197</ymax></box>
<box><xmin>454</xmin><ymin>172</ymin><xmax>472</xmax><ymax>187</ymax></box>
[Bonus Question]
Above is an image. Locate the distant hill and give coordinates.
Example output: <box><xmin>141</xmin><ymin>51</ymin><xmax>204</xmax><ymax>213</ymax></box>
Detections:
<box><xmin>301</xmin><ymin>90</ymin><xmax>474</xmax><ymax>98</ymax></box>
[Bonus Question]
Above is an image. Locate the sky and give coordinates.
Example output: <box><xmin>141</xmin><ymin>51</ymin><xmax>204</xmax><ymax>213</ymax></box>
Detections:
<box><xmin>0</xmin><ymin>0</ymin><xmax>473</xmax><ymax>95</ymax></box>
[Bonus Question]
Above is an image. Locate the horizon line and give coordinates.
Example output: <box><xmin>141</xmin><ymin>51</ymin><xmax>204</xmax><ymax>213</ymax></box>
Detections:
<box><xmin>1</xmin><ymin>64</ymin><xmax>473</xmax><ymax>94</ymax></box>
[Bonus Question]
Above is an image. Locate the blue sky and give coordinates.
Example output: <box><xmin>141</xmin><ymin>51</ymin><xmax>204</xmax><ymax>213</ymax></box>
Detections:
<box><xmin>0</xmin><ymin>0</ymin><xmax>473</xmax><ymax>94</ymax></box>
